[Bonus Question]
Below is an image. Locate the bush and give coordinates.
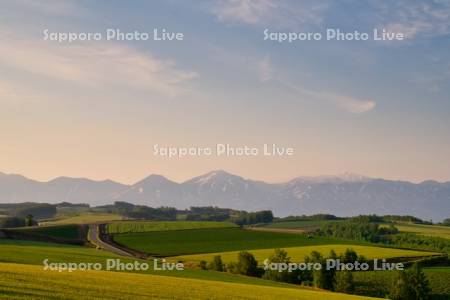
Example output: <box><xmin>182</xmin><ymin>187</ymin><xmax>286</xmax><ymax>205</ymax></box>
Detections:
<box><xmin>389</xmin><ymin>263</ymin><xmax>430</xmax><ymax>300</ymax></box>
<box><xmin>198</xmin><ymin>260</ymin><xmax>207</xmax><ymax>270</ymax></box>
<box><xmin>263</xmin><ymin>249</ymin><xmax>299</xmax><ymax>283</ymax></box>
<box><xmin>335</xmin><ymin>271</ymin><xmax>355</xmax><ymax>294</ymax></box>
<box><xmin>236</xmin><ymin>251</ymin><xmax>259</xmax><ymax>276</ymax></box>
<box><xmin>209</xmin><ymin>255</ymin><xmax>224</xmax><ymax>272</ymax></box>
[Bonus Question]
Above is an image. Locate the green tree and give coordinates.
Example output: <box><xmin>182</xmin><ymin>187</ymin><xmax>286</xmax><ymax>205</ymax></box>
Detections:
<box><xmin>442</xmin><ymin>218</ymin><xmax>450</xmax><ymax>226</ymax></box>
<box><xmin>25</xmin><ymin>214</ymin><xmax>34</xmax><ymax>227</ymax></box>
<box><xmin>390</xmin><ymin>269</ymin><xmax>414</xmax><ymax>300</ymax></box>
<box><xmin>236</xmin><ymin>251</ymin><xmax>259</xmax><ymax>276</ymax></box>
<box><xmin>390</xmin><ymin>263</ymin><xmax>430</xmax><ymax>300</ymax></box>
<box><xmin>408</xmin><ymin>263</ymin><xmax>431</xmax><ymax>300</ymax></box>
<box><xmin>341</xmin><ymin>248</ymin><xmax>358</xmax><ymax>263</ymax></box>
<box><xmin>310</xmin><ymin>250</ymin><xmax>336</xmax><ymax>291</ymax></box>
<box><xmin>263</xmin><ymin>248</ymin><xmax>298</xmax><ymax>283</ymax></box>
<box><xmin>210</xmin><ymin>255</ymin><xmax>224</xmax><ymax>272</ymax></box>
<box><xmin>335</xmin><ymin>271</ymin><xmax>355</xmax><ymax>294</ymax></box>
<box><xmin>198</xmin><ymin>260</ymin><xmax>207</xmax><ymax>270</ymax></box>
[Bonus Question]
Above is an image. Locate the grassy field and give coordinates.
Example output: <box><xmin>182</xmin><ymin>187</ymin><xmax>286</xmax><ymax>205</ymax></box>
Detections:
<box><xmin>8</xmin><ymin>224</ymin><xmax>85</xmax><ymax>240</ymax></box>
<box><xmin>41</xmin><ymin>213</ymin><xmax>124</xmax><ymax>226</ymax></box>
<box><xmin>112</xmin><ymin>227</ymin><xmax>363</xmax><ymax>256</ymax></box>
<box><xmin>262</xmin><ymin>220</ymin><xmax>343</xmax><ymax>232</ymax></box>
<box><xmin>0</xmin><ymin>239</ymin><xmax>325</xmax><ymax>288</ymax></box>
<box><xmin>390</xmin><ymin>223</ymin><xmax>450</xmax><ymax>239</ymax></box>
<box><xmin>108</xmin><ymin>221</ymin><xmax>237</xmax><ymax>234</ymax></box>
<box><xmin>174</xmin><ymin>244</ymin><xmax>438</xmax><ymax>265</ymax></box>
<box><xmin>353</xmin><ymin>267</ymin><xmax>450</xmax><ymax>299</ymax></box>
<box><xmin>0</xmin><ymin>262</ymin><xmax>375</xmax><ymax>300</ymax></box>
<box><xmin>0</xmin><ymin>239</ymin><xmax>120</xmax><ymax>266</ymax></box>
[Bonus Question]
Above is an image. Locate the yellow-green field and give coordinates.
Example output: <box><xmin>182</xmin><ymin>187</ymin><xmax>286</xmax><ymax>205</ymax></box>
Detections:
<box><xmin>108</xmin><ymin>220</ymin><xmax>236</xmax><ymax>234</ymax></box>
<box><xmin>40</xmin><ymin>213</ymin><xmax>124</xmax><ymax>225</ymax></box>
<box><xmin>175</xmin><ymin>244</ymin><xmax>439</xmax><ymax>265</ymax></box>
<box><xmin>0</xmin><ymin>263</ymin><xmax>375</xmax><ymax>300</ymax></box>
<box><xmin>392</xmin><ymin>223</ymin><xmax>450</xmax><ymax>239</ymax></box>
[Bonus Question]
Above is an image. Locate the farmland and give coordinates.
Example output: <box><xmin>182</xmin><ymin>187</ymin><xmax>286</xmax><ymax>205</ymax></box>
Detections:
<box><xmin>174</xmin><ymin>244</ymin><xmax>439</xmax><ymax>265</ymax></box>
<box><xmin>41</xmin><ymin>213</ymin><xmax>124</xmax><ymax>226</ymax></box>
<box><xmin>0</xmin><ymin>239</ymin><xmax>319</xmax><ymax>288</ymax></box>
<box><xmin>391</xmin><ymin>223</ymin><xmax>450</xmax><ymax>240</ymax></box>
<box><xmin>108</xmin><ymin>220</ymin><xmax>236</xmax><ymax>234</ymax></box>
<box><xmin>353</xmin><ymin>267</ymin><xmax>450</xmax><ymax>299</ymax></box>
<box><xmin>8</xmin><ymin>224</ymin><xmax>85</xmax><ymax>240</ymax></box>
<box><xmin>0</xmin><ymin>262</ymin><xmax>375</xmax><ymax>300</ymax></box>
<box><xmin>261</xmin><ymin>220</ymin><xmax>343</xmax><ymax>232</ymax></box>
<box><xmin>112</xmin><ymin>227</ymin><xmax>360</xmax><ymax>256</ymax></box>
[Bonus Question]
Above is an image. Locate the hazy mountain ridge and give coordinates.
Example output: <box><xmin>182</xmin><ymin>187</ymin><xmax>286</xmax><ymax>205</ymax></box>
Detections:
<box><xmin>0</xmin><ymin>171</ymin><xmax>449</xmax><ymax>221</ymax></box>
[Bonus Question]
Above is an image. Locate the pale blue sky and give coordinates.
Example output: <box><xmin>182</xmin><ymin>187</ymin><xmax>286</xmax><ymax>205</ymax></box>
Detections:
<box><xmin>0</xmin><ymin>0</ymin><xmax>449</xmax><ymax>183</ymax></box>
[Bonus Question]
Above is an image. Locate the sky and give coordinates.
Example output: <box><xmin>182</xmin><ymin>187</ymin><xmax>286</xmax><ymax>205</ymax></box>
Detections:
<box><xmin>0</xmin><ymin>0</ymin><xmax>449</xmax><ymax>184</ymax></box>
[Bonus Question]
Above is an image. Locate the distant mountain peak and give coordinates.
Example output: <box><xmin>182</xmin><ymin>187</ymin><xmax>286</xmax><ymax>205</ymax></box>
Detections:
<box><xmin>186</xmin><ymin>170</ymin><xmax>243</xmax><ymax>186</ymax></box>
<box><xmin>290</xmin><ymin>172</ymin><xmax>371</xmax><ymax>184</ymax></box>
<box><xmin>338</xmin><ymin>172</ymin><xmax>371</xmax><ymax>182</ymax></box>
<box><xmin>134</xmin><ymin>174</ymin><xmax>176</xmax><ymax>186</ymax></box>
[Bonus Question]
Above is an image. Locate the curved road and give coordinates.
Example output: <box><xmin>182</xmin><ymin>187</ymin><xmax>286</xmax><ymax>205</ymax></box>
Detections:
<box><xmin>87</xmin><ymin>224</ymin><xmax>134</xmax><ymax>257</ymax></box>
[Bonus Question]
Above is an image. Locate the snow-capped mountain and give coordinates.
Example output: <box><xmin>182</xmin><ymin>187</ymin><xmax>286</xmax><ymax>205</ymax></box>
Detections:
<box><xmin>111</xmin><ymin>174</ymin><xmax>182</xmax><ymax>207</ymax></box>
<box><xmin>0</xmin><ymin>171</ymin><xmax>449</xmax><ymax>221</ymax></box>
<box><xmin>180</xmin><ymin>170</ymin><xmax>274</xmax><ymax>210</ymax></box>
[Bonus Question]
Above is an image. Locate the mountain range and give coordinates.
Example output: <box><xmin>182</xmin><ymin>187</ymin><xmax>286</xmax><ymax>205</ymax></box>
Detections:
<box><xmin>0</xmin><ymin>170</ymin><xmax>449</xmax><ymax>221</ymax></box>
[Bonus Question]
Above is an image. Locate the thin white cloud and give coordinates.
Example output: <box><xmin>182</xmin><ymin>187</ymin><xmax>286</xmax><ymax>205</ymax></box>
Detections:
<box><xmin>213</xmin><ymin>0</ymin><xmax>277</xmax><ymax>25</ymax></box>
<box><xmin>0</xmin><ymin>37</ymin><xmax>198</xmax><ymax>98</ymax></box>
<box><xmin>284</xmin><ymin>81</ymin><xmax>376</xmax><ymax>114</ymax></box>
<box><xmin>6</xmin><ymin>0</ymin><xmax>81</xmax><ymax>16</ymax></box>
<box><xmin>378</xmin><ymin>1</ymin><xmax>450</xmax><ymax>39</ymax></box>
<box><xmin>258</xmin><ymin>59</ymin><xmax>375</xmax><ymax>114</ymax></box>
<box><xmin>211</xmin><ymin>0</ymin><xmax>328</xmax><ymax>29</ymax></box>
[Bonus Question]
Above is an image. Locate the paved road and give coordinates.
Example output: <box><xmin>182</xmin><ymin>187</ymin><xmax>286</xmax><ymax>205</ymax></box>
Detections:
<box><xmin>87</xmin><ymin>224</ymin><xmax>134</xmax><ymax>257</ymax></box>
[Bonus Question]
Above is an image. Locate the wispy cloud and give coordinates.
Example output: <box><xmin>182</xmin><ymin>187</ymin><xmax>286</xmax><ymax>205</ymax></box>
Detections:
<box><xmin>377</xmin><ymin>0</ymin><xmax>450</xmax><ymax>38</ymax></box>
<box><xmin>283</xmin><ymin>81</ymin><xmax>376</xmax><ymax>114</ymax></box>
<box><xmin>211</xmin><ymin>0</ymin><xmax>328</xmax><ymax>29</ymax></box>
<box><xmin>0</xmin><ymin>36</ymin><xmax>198</xmax><ymax>98</ymax></box>
<box><xmin>257</xmin><ymin>58</ymin><xmax>376</xmax><ymax>114</ymax></box>
<box><xmin>5</xmin><ymin>0</ymin><xmax>81</xmax><ymax>16</ymax></box>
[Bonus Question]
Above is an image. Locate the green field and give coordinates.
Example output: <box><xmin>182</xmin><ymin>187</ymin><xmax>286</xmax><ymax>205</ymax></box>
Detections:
<box><xmin>175</xmin><ymin>244</ymin><xmax>438</xmax><ymax>266</ymax></box>
<box><xmin>353</xmin><ymin>267</ymin><xmax>450</xmax><ymax>299</ymax></box>
<box><xmin>0</xmin><ymin>262</ymin><xmax>375</xmax><ymax>300</ymax></box>
<box><xmin>8</xmin><ymin>224</ymin><xmax>85</xmax><ymax>240</ymax></box>
<box><xmin>263</xmin><ymin>220</ymin><xmax>343</xmax><ymax>231</ymax></box>
<box><xmin>41</xmin><ymin>213</ymin><xmax>124</xmax><ymax>226</ymax></box>
<box><xmin>391</xmin><ymin>223</ymin><xmax>450</xmax><ymax>239</ymax></box>
<box><xmin>108</xmin><ymin>221</ymin><xmax>237</xmax><ymax>234</ymax></box>
<box><xmin>112</xmin><ymin>227</ymin><xmax>362</xmax><ymax>256</ymax></box>
<box><xmin>0</xmin><ymin>239</ymin><xmax>321</xmax><ymax>288</ymax></box>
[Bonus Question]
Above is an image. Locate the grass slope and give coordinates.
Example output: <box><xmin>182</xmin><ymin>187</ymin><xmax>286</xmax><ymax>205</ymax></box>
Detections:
<box><xmin>0</xmin><ymin>239</ymin><xmax>318</xmax><ymax>288</ymax></box>
<box><xmin>0</xmin><ymin>262</ymin><xmax>375</xmax><ymax>300</ymax></box>
<box><xmin>393</xmin><ymin>223</ymin><xmax>450</xmax><ymax>240</ymax></box>
<box><xmin>175</xmin><ymin>244</ymin><xmax>439</xmax><ymax>265</ymax></box>
<box><xmin>112</xmin><ymin>227</ymin><xmax>363</xmax><ymax>256</ymax></box>
<box><xmin>41</xmin><ymin>213</ymin><xmax>123</xmax><ymax>226</ymax></box>
<box><xmin>8</xmin><ymin>224</ymin><xmax>84</xmax><ymax>240</ymax></box>
<box><xmin>353</xmin><ymin>267</ymin><xmax>450</xmax><ymax>299</ymax></box>
<box><xmin>108</xmin><ymin>221</ymin><xmax>236</xmax><ymax>234</ymax></box>
<box><xmin>263</xmin><ymin>220</ymin><xmax>343</xmax><ymax>231</ymax></box>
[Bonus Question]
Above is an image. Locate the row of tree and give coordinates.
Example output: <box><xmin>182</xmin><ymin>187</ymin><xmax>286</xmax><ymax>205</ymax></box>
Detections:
<box><xmin>200</xmin><ymin>248</ymin><xmax>431</xmax><ymax>299</ymax></box>
<box><xmin>316</xmin><ymin>217</ymin><xmax>398</xmax><ymax>242</ymax></box>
